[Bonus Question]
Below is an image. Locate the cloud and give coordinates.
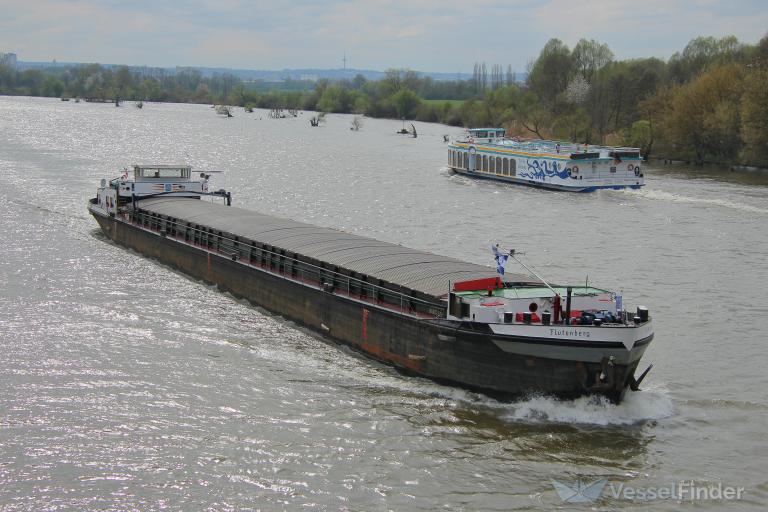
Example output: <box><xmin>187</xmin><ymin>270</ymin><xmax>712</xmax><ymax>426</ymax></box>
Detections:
<box><xmin>0</xmin><ymin>0</ymin><xmax>766</xmax><ymax>71</ymax></box>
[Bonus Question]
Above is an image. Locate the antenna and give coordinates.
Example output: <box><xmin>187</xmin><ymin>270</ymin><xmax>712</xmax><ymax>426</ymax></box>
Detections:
<box><xmin>342</xmin><ymin>52</ymin><xmax>347</xmax><ymax>70</ymax></box>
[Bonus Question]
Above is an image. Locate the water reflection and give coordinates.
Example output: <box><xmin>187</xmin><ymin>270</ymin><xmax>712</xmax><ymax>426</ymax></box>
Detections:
<box><xmin>1</xmin><ymin>97</ymin><xmax>766</xmax><ymax>511</ymax></box>
<box><xmin>648</xmin><ymin>161</ymin><xmax>768</xmax><ymax>187</ymax></box>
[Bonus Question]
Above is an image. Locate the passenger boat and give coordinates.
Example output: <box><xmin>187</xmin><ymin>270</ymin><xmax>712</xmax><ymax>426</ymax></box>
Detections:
<box><xmin>88</xmin><ymin>165</ymin><xmax>654</xmax><ymax>403</ymax></box>
<box><xmin>448</xmin><ymin>128</ymin><xmax>646</xmax><ymax>192</ymax></box>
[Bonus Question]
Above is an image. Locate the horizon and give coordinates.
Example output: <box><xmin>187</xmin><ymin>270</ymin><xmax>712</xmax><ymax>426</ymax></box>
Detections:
<box><xmin>1</xmin><ymin>1</ymin><xmax>766</xmax><ymax>75</ymax></box>
<box><xmin>11</xmin><ymin>59</ymin><xmax>470</xmax><ymax>77</ymax></box>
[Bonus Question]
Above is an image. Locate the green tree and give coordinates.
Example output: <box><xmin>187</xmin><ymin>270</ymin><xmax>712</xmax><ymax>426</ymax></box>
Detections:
<box><xmin>516</xmin><ymin>92</ymin><xmax>551</xmax><ymax>139</ymax></box>
<box><xmin>40</xmin><ymin>75</ymin><xmax>64</xmax><ymax>97</ymax></box>
<box><xmin>551</xmin><ymin>107</ymin><xmax>590</xmax><ymax>141</ymax></box>
<box><xmin>572</xmin><ymin>38</ymin><xmax>613</xmax><ymax>83</ymax></box>
<box><xmin>740</xmin><ymin>68</ymin><xmax>768</xmax><ymax>166</ymax></box>
<box><xmin>625</xmin><ymin>120</ymin><xmax>653</xmax><ymax>158</ymax></box>
<box><xmin>391</xmin><ymin>89</ymin><xmax>421</xmax><ymax>119</ymax></box>
<box><xmin>114</xmin><ymin>65</ymin><xmax>133</xmax><ymax>99</ymax></box>
<box><xmin>668</xmin><ymin>35</ymin><xmax>745</xmax><ymax>84</ymax></box>
<box><xmin>0</xmin><ymin>64</ymin><xmax>17</xmax><ymax>92</ymax></box>
<box><xmin>662</xmin><ymin>64</ymin><xmax>743</xmax><ymax>163</ymax></box>
<box><xmin>19</xmin><ymin>69</ymin><xmax>45</xmax><ymax>95</ymax></box>
<box><xmin>526</xmin><ymin>39</ymin><xmax>573</xmax><ymax>108</ymax></box>
<box><xmin>317</xmin><ymin>85</ymin><xmax>349</xmax><ymax>113</ymax></box>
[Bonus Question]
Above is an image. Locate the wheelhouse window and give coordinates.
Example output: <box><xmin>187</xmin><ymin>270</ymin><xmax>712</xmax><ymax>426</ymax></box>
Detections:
<box><xmin>136</xmin><ymin>167</ymin><xmax>190</xmax><ymax>179</ymax></box>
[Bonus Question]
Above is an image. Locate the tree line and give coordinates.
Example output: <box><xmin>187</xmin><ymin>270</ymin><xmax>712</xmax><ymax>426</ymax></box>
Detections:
<box><xmin>1</xmin><ymin>33</ymin><xmax>766</xmax><ymax>167</ymax></box>
<box><xmin>509</xmin><ymin>35</ymin><xmax>768</xmax><ymax>167</ymax></box>
<box><xmin>0</xmin><ymin>64</ymin><xmax>241</xmax><ymax>104</ymax></box>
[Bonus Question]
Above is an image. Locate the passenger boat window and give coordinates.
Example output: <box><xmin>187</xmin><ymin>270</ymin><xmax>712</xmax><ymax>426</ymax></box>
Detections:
<box><xmin>482</xmin><ymin>155</ymin><xmax>488</xmax><ymax>171</ymax></box>
<box><xmin>509</xmin><ymin>159</ymin><xmax>516</xmax><ymax>176</ymax></box>
<box><xmin>503</xmin><ymin>158</ymin><xmax>509</xmax><ymax>174</ymax></box>
<box><xmin>496</xmin><ymin>157</ymin><xmax>502</xmax><ymax>174</ymax></box>
<box><xmin>462</xmin><ymin>152</ymin><xmax>468</xmax><ymax>169</ymax></box>
<box><xmin>489</xmin><ymin>157</ymin><xmax>495</xmax><ymax>173</ymax></box>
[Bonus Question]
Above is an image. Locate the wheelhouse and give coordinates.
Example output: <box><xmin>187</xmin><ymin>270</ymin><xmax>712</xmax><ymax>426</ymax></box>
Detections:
<box><xmin>468</xmin><ymin>128</ymin><xmax>506</xmax><ymax>143</ymax></box>
<box><xmin>133</xmin><ymin>165</ymin><xmax>193</xmax><ymax>182</ymax></box>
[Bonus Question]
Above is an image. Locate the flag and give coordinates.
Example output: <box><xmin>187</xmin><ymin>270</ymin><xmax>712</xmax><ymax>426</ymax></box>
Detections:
<box><xmin>496</xmin><ymin>254</ymin><xmax>508</xmax><ymax>275</ymax></box>
<box><xmin>491</xmin><ymin>244</ymin><xmax>508</xmax><ymax>276</ymax></box>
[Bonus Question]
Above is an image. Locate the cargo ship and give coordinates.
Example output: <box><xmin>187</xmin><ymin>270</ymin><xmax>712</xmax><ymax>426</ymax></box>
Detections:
<box><xmin>448</xmin><ymin>128</ymin><xmax>646</xmax><ymax>192</ymax></box>
<box><xmin>88</xmin><ymin>165</ymin><xmax>654</xmax><ymax>403</ymax></box>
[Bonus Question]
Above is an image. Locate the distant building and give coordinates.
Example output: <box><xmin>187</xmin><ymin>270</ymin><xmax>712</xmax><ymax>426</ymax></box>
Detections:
<box><xmin>299</xmin><ymin>74</ymin><xmax>318</xmax><ymax>82</ymax></box>
<box><xmin>0</xmin><ymin>52</ymin><xmax>18</xmax><ymax>69</ymax></box>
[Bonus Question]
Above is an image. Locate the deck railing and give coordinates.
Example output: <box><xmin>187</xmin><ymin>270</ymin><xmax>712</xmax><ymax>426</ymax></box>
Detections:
<box><xmin>129</xmin><ymin>209</ymin><xmax>447</xmax><ymax>319</ymax></box>
<box><xmin>454</xmin><ymin>137</ymin><xmax>641</xmax><ymax>157</ymax></box>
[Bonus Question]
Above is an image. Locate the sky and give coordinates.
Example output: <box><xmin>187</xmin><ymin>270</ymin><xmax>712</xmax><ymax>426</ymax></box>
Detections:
<box><xmin>1</xmin><ymin>0</ymin><xmax>767</xmax><ymax>73</ymax></box>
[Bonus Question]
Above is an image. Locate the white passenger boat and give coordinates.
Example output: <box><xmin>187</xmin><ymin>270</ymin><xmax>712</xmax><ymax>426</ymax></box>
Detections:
<box><xmin>448</xmin><ymin>128</ymin><xmax>645</xmax><ymax>192</ymax></box>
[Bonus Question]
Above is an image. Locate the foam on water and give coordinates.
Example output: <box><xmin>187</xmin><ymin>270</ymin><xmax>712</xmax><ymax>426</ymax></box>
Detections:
<box><xmin>495</xmin><ymin>385</ymin><xmax>676</xmax><ymax>426</ymax></box>
<box><xmin>621</xmin><ymin>188</ymin><xmax>768</xmax><ymax>215</ymax></box>
<box><xmin>313</xmin><ymin>347</ymin><xmax>677</xmax><ymax>427</ymax></box>
<box><xmin>380</xmin><ymin>376</ymin><xmax>677</xmax><ymax>427</ymax></box>
<box><xmin>230</xmin><ymin>319</ymin><xmax>677</xmax><ymax>427</ymax></box>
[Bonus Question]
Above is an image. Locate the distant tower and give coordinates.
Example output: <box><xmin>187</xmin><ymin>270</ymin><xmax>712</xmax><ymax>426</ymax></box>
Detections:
<box><xmin>342</xmin><ymin>53</ymin><xmax>347</xmax><ymax>70</ymax></box>
<box><xmin>0</xmin><ymin>52</ymin><xmax>17</xmax><ymax>69</ymax></box>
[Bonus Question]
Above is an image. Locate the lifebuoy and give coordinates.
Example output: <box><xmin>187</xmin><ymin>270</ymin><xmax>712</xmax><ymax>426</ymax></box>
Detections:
<box><xmin>572</xmin><ymin>165</ymin><xmax>579</xmax><ymax>173</ymax></box>
<box><xmin>469</xmin><ymin>137</ymin><xmax>475</xmax><ymax>144</ymax></box>
<box><xmin>628</xmin><ymin>164</ymin><xmax>635</xmax><ymax>172</ymax></box>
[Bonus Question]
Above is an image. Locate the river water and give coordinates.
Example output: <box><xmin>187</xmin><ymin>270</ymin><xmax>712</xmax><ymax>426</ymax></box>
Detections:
<box><xmin>1</xmin><ymin>96</ymin><xmax>766</xmax><ymax>511</ymax></box>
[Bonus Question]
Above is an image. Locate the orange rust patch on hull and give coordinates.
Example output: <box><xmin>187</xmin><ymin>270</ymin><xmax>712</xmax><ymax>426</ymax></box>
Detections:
<box><xmin>360</xmin><ymin>342</ymin><xmax>423</xmax><ymax>372</ymax></box>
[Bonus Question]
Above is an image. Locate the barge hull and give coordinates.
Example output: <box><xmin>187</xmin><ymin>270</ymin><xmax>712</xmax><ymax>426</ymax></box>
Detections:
<box><xmin>91</xmin><ymin>209</ymin><xmax>642</xmax><ymax>402</ymax></box>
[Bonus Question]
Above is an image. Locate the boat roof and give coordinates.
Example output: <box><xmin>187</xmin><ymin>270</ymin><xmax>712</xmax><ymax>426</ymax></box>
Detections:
<box><xmin>469</xmin><ymin>128</ymin><xmax>506</xmax><ymax>133</ymax></box>
<box><xmin>133</xmin><ymin>164</ymin><xmax>192</xmax><ymax>170</ymax></box>
<box><xmin>137</xmin><ymin>197</ymin><xmax>541</xmax><ymax>298</ymax></box>
<box><xmin>458</xmin><ymin>130</ymin><xmax>640</xmax><ymax>154</ymax></box>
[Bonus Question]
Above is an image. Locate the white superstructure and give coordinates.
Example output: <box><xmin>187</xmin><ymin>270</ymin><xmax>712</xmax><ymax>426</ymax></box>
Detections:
<box><xmin>448</xmin><ymin>128</ymin><xmax>646</xmax><ymax>192</ymax></box>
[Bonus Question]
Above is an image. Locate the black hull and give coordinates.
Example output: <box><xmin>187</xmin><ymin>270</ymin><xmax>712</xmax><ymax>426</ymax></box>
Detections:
<box><xmin>90</xmin><ymin>207</ymin><xmax>642</xmax><ymax>403</ymax></box>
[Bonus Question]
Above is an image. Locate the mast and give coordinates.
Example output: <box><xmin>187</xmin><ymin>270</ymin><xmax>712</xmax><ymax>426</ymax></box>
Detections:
<box><xmin>508</xmin><ymin>251</ymin><xmax>559</xmax><ymax>297</ymax></box>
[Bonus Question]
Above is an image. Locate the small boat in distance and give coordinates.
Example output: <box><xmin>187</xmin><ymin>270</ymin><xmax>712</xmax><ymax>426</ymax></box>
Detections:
<box><xmin>448</xmin><ymin>128</ymin><xmax>645</xmax><ymax>192</ymax></box>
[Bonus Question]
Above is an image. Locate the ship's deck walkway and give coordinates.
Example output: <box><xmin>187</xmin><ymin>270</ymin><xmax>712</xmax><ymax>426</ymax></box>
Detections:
<box><xmin>136</xmin><ymin>197</ymin><xmax>539</xmax><ymax>299</ymax></box>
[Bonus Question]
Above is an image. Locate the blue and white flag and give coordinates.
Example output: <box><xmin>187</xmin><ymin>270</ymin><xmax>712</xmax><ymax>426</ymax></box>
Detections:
<box><xmin>492</xmin><ymin>244</ymin><xmax>508</xmax><ymax>276</ymax></box>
